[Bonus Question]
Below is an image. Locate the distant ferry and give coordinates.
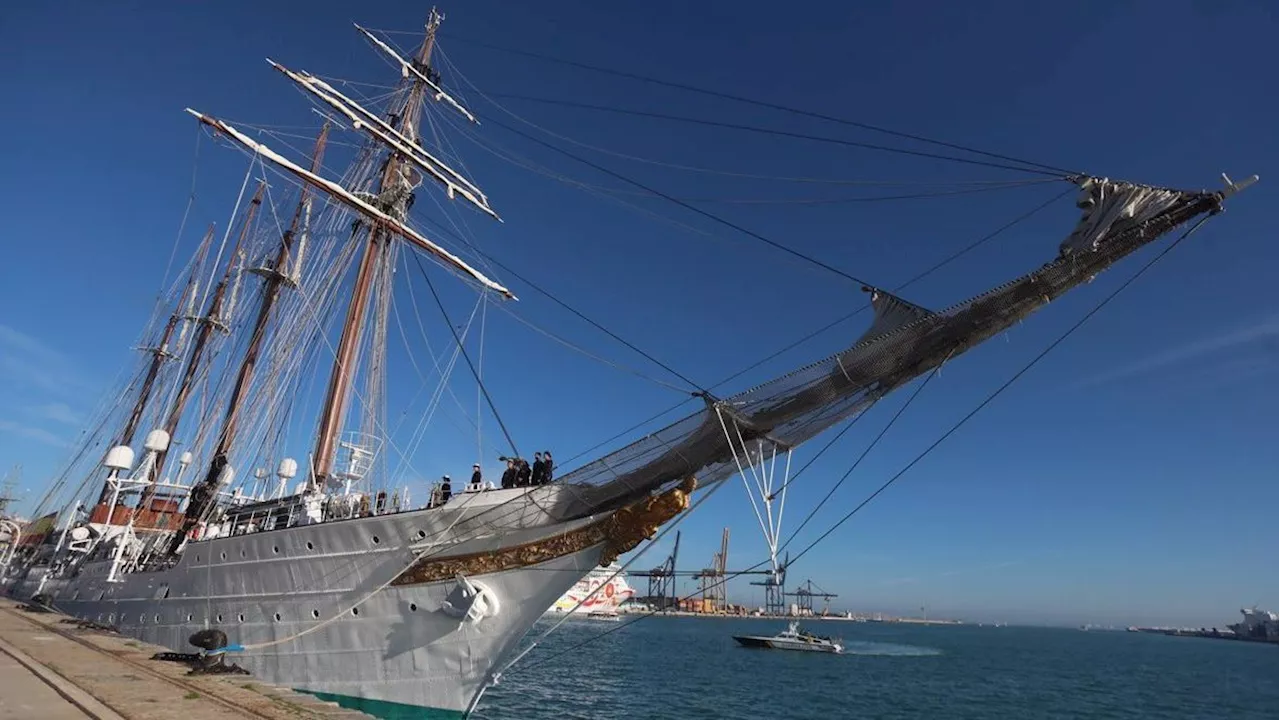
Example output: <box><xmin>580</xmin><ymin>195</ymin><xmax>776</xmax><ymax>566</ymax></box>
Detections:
<box><xmin>547</xmin><ymin>563</ymin><xmax>634</xmax><ymax>615</ymax></box>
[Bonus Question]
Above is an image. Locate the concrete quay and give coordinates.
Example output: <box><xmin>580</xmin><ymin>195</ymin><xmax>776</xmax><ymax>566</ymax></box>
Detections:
<box><xmin>0</xmin><ymin>598</ymin><xmax>373</xmax><ymax>720</ymax></box>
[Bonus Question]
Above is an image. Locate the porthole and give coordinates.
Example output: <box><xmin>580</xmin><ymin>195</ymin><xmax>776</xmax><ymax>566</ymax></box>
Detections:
<box><xmin>409</xmin><ymin>603</ymin><xmax>418</xmax><ymax>612</ymax></box>
<box><xmin>311</xmin><ymin>609</ymin><xmax>320</xmax><ymax>619</ymax></box>
<box><xmin>306</xmin><ymin>541</ymin><xmax>314</xmax><ymax>551</ymax></box>
<box><xmin>217</xmin><ymin>614</ymin><xmax>224</xmax><ymax>623</ymax></box>
<box><xmin>272</xmin><ymin>545</ymin><xmax>279</xmax><ymax>554</ymax></box>
<box><xmin>415</xmin><ymin>530</ymin><xmax>426</xmax><ymax>540</ymax></box>
<box><xmin>240</xmin><ymin>549</ymin><xmax>246</xmax><ymax>558</ymax></box>
<box><xmin>186</xmin><ymin>614</ymin><xmax>193</xmax><ymax>622</ymax></box>
<box><xmin>154</xmin><ymin>614</ymin><xmax>161</xmax><ymax>623</ymax></box>
<box><xmin>140</xmin><ymin>614</ymin><xmax>146</xmax><ymax>623</ymax></box>
<box><xmin>238</xmin><ymin>614</ymin><xmax>245</xmax><ymax>623</ymax></box>
<box><xmin>220</xmin><ymin>552</ymin><xmax>226</xmax><ymax>561</ymax></box>
<box><xmin>371</xmin><ymin>535</ymin><xmax>380</xmax><ymax>545</ymax></box>
<box><xmin>195</xmin><ymin>554</ymin><xmax>201</xmax><ymax>562</ymax></box>
<box><xmin>273</xmin><ymin>613</ymin><xmax>281</xmax><ymax>622</ymax></box>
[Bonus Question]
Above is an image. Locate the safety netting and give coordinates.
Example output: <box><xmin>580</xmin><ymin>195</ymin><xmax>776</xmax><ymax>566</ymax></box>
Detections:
<box><xmin>559</xmin><ymin>178</ymin><xmax>1221</xmax><ymax>517</ymax></box>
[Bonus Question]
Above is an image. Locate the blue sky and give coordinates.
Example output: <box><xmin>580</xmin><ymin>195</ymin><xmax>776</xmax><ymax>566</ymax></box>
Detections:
<box><xmin>0</xmin><ymin>0</ymin><xmax>1275</xmax><ymax>628</ymax></box>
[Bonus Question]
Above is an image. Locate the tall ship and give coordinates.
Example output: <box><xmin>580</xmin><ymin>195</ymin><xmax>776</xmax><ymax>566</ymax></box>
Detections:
<box><xmin>547</xmin><ymin>563</ymin><xmax>635</xmax><ymax>616</ymax></box>
<box><xmin>0</xmin><ymin>6</ymin><xmax>1257</xmax><ymax>719</ymax></box>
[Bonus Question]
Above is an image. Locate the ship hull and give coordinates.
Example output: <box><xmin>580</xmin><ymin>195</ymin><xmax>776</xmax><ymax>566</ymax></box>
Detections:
<box><xmin>7</xmin><ymin>488</ymin><xmax>611</xmax><ymax>715</ymax></box>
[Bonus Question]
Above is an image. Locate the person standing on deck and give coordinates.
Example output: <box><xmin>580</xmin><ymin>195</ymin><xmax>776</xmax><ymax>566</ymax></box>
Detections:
<box><xmin>500</xmin><ymin>459</ymin><xmax>517</xmax><ymax>489</ymax></box>
<box><xmin>516</xmin><ymin>459</ymin><xmax>532</xmax><ymax>487</ymax></box>
<box><xmin>531</xmin><ymin>452</ymin><xmax>546</xmax><ymax>486</ymax></box>
<box><xmin>470</xmin><ymin>463</ymin><xmax>483</xmax><ymax>491</ymax></box>
<box><xmin>440</xmin><ymin>475</ymin><xmax>452</xmax><ymax>504</ymax></box>
<box><xmin>541</xmin><ymin>451</ymin><xmax>554</xmax><ymax>485</ymax></box>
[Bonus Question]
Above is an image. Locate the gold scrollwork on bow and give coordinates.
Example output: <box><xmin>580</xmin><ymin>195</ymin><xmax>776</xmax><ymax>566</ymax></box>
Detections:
<box><xmin>390</xmin><ymin>477</ymin><xmax>697</xmax><ymax>587</ymax></box>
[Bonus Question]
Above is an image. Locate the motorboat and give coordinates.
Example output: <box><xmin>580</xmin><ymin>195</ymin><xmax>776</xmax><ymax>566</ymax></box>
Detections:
<box><xmin>733</xmin><ymin>621</ymin><xmax>843</xmax><ymax>653</ymax></box>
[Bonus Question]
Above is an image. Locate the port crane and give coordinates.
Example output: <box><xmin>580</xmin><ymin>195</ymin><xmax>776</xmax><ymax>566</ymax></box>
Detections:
<box><xmin>786</xmin><ymin>579</ymin><xmax>838</xmax><ymax>616</ymax></box>
<box><xmin>629</xmin><ymin>526</ymin><xmax>773</xmax><ymax>612</ymax></box>
<box><xmin>694</xmin><ymin>527</ymin><xmax>730</xmax><ymax>612</ymax></box>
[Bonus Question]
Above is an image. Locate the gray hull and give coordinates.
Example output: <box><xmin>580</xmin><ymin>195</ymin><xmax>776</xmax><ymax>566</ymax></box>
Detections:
<box><xmin>9</xmin><ymin>487</ymin><xmax>608</xmax><ymax>715</ymax></box>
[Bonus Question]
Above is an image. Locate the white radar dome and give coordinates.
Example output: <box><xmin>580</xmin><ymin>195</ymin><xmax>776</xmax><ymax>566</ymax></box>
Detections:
<box><xmin>104</xmin><ymin>445</ymin><xmax>136</xmax><ymax>471</ymax></box>
<box><xmin>143</xmin><ymin>429</ymin><xmax>171</xmax><ymax>452</ymax></box>
<box><xmin>217</xmin><ymin>465</ymin><xmax>236</xmax><ymax>486</ymax></box>
<box><xmin>277</xmin><ymin>458</ymin><xmax>299</xmax><ymax>479</ymax></box>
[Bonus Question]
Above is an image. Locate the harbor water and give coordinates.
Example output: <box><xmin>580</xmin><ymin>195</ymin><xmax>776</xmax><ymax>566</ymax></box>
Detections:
<box><xmin>461</xmin><ymin>615</ymin><xmax>1278</xmax><ymax>720</ymax></box>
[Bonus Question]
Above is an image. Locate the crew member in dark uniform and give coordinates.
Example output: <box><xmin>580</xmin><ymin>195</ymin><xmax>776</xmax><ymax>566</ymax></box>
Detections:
<box><xmin>516</xmin><ymin>459</ymin><xmax>532</xmax><ymax>487</ymax></box>
<box><xmin>440</xmin><ymin>474</ymin><xmax>452</xmax><ymax>504</ymax></box>
<box><xmin>541</xmin><ymin>451</ymin><xmax>554</xmax><ymax>485</ymax></box>
<box><xmin>531</xmin><ymin>452</ymin><xmax>546</xmax><ymax>486</ymax></box>
<box><xmin>500</xmin><ymin>459</ymin><xmax>517</xmax><ymax>489</ymax></box>
<box><xmin>470</xmin><ymin>463</ymin><xmax>483</xmax><ymax>489</ymax></box>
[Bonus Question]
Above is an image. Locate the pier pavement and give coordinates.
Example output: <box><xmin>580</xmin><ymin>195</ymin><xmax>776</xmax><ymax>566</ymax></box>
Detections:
<box><xmin>0</xmin><ymin>598</ymin><xmax>372</xmax><ymax>720</ymax></box>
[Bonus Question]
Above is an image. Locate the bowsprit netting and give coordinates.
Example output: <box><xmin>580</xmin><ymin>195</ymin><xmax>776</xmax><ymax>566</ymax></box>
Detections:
<box><xmin>559</xmin><ymin>177</ymin><xmax>1224</xmax><ymax>515</ymax></box>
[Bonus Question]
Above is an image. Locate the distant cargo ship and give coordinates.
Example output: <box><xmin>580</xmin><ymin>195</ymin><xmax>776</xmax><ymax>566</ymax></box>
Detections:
<box><xmin>547</xmin><ymin>563</ymin><xmax>634</xmax><ymax>615</ymax></box>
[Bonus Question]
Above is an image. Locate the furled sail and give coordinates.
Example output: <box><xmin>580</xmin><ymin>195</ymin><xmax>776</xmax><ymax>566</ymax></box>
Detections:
<box><xmin>561</xmin><ymin>177</ymin><xmax>1222</xmax><ymax>516</ymax></box>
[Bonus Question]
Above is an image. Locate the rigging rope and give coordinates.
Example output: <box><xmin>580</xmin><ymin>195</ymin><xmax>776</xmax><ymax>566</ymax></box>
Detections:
<box><xmin>504</xmin><ymin>212</ymin><xmax>1209</xmax><ymax>676</ymax></box>
<box><xmin>489</xmin><ymin>94</ymin><xmax>1069</xmax><ymax>178</ymax></box>
<box><xmin>554</xmin><ymin>185</ymin><xmax>1072</xmax><ymax>469</ymax></box>
<box><xmin>154</xmin><ymin>127</ymin><xmax>202</xmax><ymax>305</ymax></box>
<box><xmin>776</xmin><ymin>350</ymin><xmax>951</xmax><ymax>544</ymax></box>
<box><xmin>411</xmin><ymin>252</ymin><xmax>522</xmax><ymax>459</ymax></box>
<box><xmin>483</xmin><ymin>114</ymin><xmax>883</xmax><ymax>289</ymax></box>
<box><xmin>430</xmin><ymin>33</ymin><xmax>1077</xmax><ymax>176</ymax></box>
<box><xmin>778</xmin><ymin>214</ymin><xmax>1211</xmax><ymax>565</ymax></box>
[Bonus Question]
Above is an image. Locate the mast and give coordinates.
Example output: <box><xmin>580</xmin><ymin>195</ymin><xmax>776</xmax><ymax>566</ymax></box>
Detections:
<box><xmin>310</xmin><ymin>9</ymin><xmax>444</xmax><ymax>487</ymax></box>
<box><xmin>96</xmin><ymin>228</ymin><xmax>212</xmax><ymax>504</ymax></box>
<box><xmin>143</xmin><ymin>182</ymin><xmax>265</xmax><ymax>507</ymax></box>
<box><xmin>199</xmin><ymin>127</ymin><xmax>330</xmax><ymax>499</ymax></box>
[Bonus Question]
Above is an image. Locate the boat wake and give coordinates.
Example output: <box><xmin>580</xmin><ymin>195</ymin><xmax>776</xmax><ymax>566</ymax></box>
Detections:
<box><xmin>840</xmin><ymin>640</ymin><xmax>940</xmax><ymax>657</ymax></box>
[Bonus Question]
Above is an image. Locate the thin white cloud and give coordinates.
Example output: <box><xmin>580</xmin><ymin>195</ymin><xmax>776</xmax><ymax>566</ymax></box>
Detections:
<box><xmin>29</xmin><ymin>402</ymin><xmax>82</xmax><ymax>426</ymax></box>
<box><xmin>940</xmin><ymin>560</ymin><xmax>1023</xmax><ymax>578</ymax></box>
<box><xmin>1069</xmin><ymin>319</ymin><xmax>1278</xmax><ymax>390</ymax></box>
<box><xmin>0</xmin><ymin>420</ymin><xmax>68</xmax><ymax>448</ymax></box>
<box><xmin>878</xmin><ymin>576</ymin><xmax>920</xmax><ymax>587</ymax></box>
<box><xmin>0</xmin><ymin>324</ymin><xmax>83</xmax><ymax>395</ymax></box>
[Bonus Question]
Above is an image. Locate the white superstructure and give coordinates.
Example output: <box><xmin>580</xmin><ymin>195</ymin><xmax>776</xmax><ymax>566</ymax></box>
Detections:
<box><xmin>547</xmin><ymin>563</ymin><xmax>635</xmax><ymax>615</ymax></box>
